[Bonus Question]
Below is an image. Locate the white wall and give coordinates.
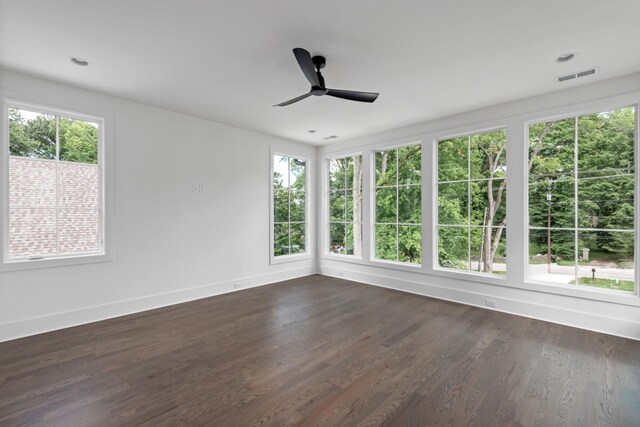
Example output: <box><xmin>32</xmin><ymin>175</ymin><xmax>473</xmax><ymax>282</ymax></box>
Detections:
<box><xmin>0</xmin><ymin>69</ymin><xmax>316</xmax><ymax>341</ymax></box>
<box><xmin>317</xmin><ymin>72</ymin><xmax>640</xmax><ymax>340</ymax></box>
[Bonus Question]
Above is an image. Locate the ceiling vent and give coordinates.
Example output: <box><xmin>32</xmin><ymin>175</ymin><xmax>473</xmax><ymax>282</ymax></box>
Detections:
<box><xmin>557</xmin><ymin>67</ymin><xmax>599</xmax><ymax>83</ymax></box>
<box><xmin>324</xmin><ymin>135</ymin><xmax>339</xmax><ymax>140</ymax></box>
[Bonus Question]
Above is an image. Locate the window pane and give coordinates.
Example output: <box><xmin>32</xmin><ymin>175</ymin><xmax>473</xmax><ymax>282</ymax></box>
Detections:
<box><xmin>8</xmin><ymin>108</ymin><xmax>56</xmax><ymax>159</ymax></box>
<box><xmin>58</xmin><ymin>163</ymin><xmax>99</xmax><ymax>209</ymax></box>
<box><xmin>274</xmin><ymin>189</ymin><xmax>289</xmax><ymax>222</ymax></box>
<box><xmin>576</xmin><ymin>231</ymin><xmax>634</xmax><ymax>292</ymax></box>
<box><xmin>376</xmin><ymin>187</ymin><xmax>397</xmax><ymax>223</ymax></box>
<box><xmin>58</xmin><ymin>209</ymin><xmax>99</xmax><ymax>254</ymax></box>
<box><xmin>398</xmin><ymin>185</ymin><xmax>421</xmax><ymax>224</ymax></box>
<box><xmin>9</xmin><ymin>208</ymin><xmax>57</xmax><ymax>257</ymax></box>
<box><xmin>290</xmin><ymin>158</ymin><xmax>306</xmax><ymax>190</ymax></box>
<box><xmin>330</xmin><ymin>191</ymin><xmax>345</xmax><ymax>222</ymax></box>
<box><xmin>471</xmin><ymin>179</ymin><xmax>506</xmax><ymax>226</ymax></box>
<box><xmin>438</xmin><ymin>226</ymin><xmax>468</xmax><ymax>271</ymax></box>
<box><xmin>529</xmin><ymin>178</ymin><xmax>574</xmax><ymax>228</ymax></box>
<box><xmin>9</xmin><ymin>157</ymin><xmax>56</xmax><ymax>208</ymax></box>
<box><xmin>529</xmin><ymin>118</ymin><xmax>575</xmax><ymax>179</ymax></box>
<box><xmin>471</xmin><ymin>226</ymin><xmax>506</xmax><ymax>275</ymax></box>
<box><xmin>375</xmin><ymin>224</ymin><xmax>397</xmax><ymax>261</ymax></box>
<box><xmin>399</xmin><ymin>225</ymin><xmax>421</xmax><ymax>264</ymax></box>
<box><xmin>58</xmin><ymin>117</ymin><xmax>98</xmax><ymax>164</ymax></box>
<box><xmin>273</xmin><ymin>155</ymin><xmax>289</xmax><ymax>188</ymax></box>
<box><xmin>398</xmin><ymin>145</ymin><xmax>421</xmax><ymax>185</ymax></box>
<box><xmin>345</xmin><ymin>223</ymin><xmax>356</xmax><ymax>255</ymax></box>
<box><xmin>376</xmin><ymin>150</ymin><xmax>397</xmax><ymax>187</ymax></box>
<box><xmin>352</xmin><ymin>188</ymin><xmax>363</xmax><ymax>224</ymax></box>
<box><xmin>345</xmin><ymin>190</ymin><xmax>354</xmax><ymax>221</ymax></box>
<box><xmin>329</xmin><ymin>158</ymin><xmax>344</xmax><ymax>191</ymax></box>
<box><xmin>290</xmin><ymin>223</ymin><xmax>305</xmax><ymax>254</ymax></box>
<box><xmin>471</xmin><ymin>130</ymin><xmax>506</xmax><ymax>180</ymax></box>
<box><xmin>329</xmin><ymin>223</ymin><xmax>346</xmax><ymax>254</ymax></box>
<box><xmin>528</xmin><ymin>229</ymin><xmax>576</xmax><ymax>284</ymax></box>
<box><xmin>578</xmin><ymin>176</ymin><xmax>633</xmax><ymax>230</ymax></box>
<box><xmin>274</xmin><ymin>223</ymin><xmax>289</xmax><ymax>256</ymax></box>
<box><xmin>578</xmin><ymin>108</ymin><xmax>635</xmax><ymax>179</ymax></box>
<box><xmin>438</xmin><ymin>182</ymin><xmax>467</xmax><ymax>225</ymax></box>
<box><xmin>438</xmin><ymin>137</ymin><xmax>467</xmax><ymax>182</ymax></box>
<box><xmin>290</xmin><ymin>190</ymin><xmax>305</xmax><ymax>222</ymax></box>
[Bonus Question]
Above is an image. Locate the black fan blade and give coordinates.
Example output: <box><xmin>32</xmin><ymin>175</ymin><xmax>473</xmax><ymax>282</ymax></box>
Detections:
<box><xmin>273</xmin><ymin>92</ymin><xmax>312</xmax><ymax>107</ymax></box>
<box><xmin>326</xmin><ymin>89</ymin><xmax>379</xmax><ymax>103</ymax></box>
<box><xmin>293</xmin><ymin>48</ymin><xmax>320</xmax><ymax>87</ymax></box>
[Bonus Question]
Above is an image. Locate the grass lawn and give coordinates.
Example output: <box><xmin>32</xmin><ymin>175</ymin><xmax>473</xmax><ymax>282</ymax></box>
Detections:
<box><xmin>569</xmin><ymin>277</ymin><xmax>635</xmax><ymax>292</ymax></box>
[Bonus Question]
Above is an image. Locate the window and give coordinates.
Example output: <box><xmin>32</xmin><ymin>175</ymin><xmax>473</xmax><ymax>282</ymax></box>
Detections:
<box><xmin>437</xmin><ymin>129</ymin><xmax>507</xmax><ymax>276</ymax></box>
<box><xmin>328</xmin><ymin>155</ymin><xmax>363</xmax><ymax>256</ymax></box>
<box><xmin>374</xmin><ymin>144</ymin><xmax>421</xmax><ymax>264</ymax></box>
<box><xmin>5</xmin><ymin>104</ymin><xmax>103</xmax><ymax>262</ymax></box>
<box><xmin>273</xmin><ymin>154</ymin><xmax>307</xmax><ymax>257</ymax></box>
<box><xmin>528</xmin><ymin>107</ymin><xmax>636</xmax><ymax>292</ymax></box>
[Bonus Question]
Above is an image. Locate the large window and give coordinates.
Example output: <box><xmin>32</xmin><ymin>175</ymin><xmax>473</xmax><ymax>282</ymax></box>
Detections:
<box><xmin>437</xmin><ymin>129</ymin><xmax>507</xmax><ymax>276</ymax></box>
<box><xmin>528</xmin><ymin>107</ymin><xmax>636</xmax><ymax>292</ymax></box>
<box><xmin>329</xmin><ymin>155</ymin><xmax>363</xmax><ymax>256</ymax></box>
<box><xmin>273</xmin><ymin>154</ymin><xmax>307</xmax><ymax>257</ymax></box>
<box><xmin>5</xmin><ymin>104</ymin><xmax>102</xmax><ymax>261</ymax></box>
<box><xmin>374</xmin><ymin>144</ymin><xmax>421</xmax><ymax>264</ymax></box>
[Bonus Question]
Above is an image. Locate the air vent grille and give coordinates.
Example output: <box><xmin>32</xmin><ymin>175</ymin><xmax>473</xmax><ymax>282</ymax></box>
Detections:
<box><xmin>557</xmin><ymin>67</ymin><xmax>599</xmax><ymax>83</ymax></box>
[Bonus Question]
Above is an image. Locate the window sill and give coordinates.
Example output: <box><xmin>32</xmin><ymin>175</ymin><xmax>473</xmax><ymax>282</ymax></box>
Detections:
<box><xmin>322</xmin><ymin>253</ymin><xmax>364</xmax><ymax>265</ymax></box>
<box><xmin>521</xmin><ymin>279</ymin><xmax>640</xmax><ymax>307</ymax></box>
<box><xmin>369</xmin><ymin>258</ymin><xmax>422</xmax><ymax>273</ymax></box>
<box><xmin>431</xmin><ymin>267</ymin><xmax>508</xmax><ymax>286</ymax></box>
<box><xmin>270</xmin><ymin>252</ymin><xmax>313</xmax><ymax>265</ymax></box>
<box><xmin>1</xmin><ymin>252</ymin><xmax>112</xmax><ymax>272</ymax></box>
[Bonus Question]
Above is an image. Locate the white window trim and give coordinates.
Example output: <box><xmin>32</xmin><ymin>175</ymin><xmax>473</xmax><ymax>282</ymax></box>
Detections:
<box><xmin>521</xmin><ymin>101</ymin><xmax>640</xmax><ymax>303</ymax></box>
<box><xmin>269</xmin><ymin>148</ymin><xmax>312</xmax><ymax>264</ymax></box>
<box><xmin>324</xmin><ymin>152</ymin><xmax>364</xmax><ymax>260</ymax></box>
<box><xmin>433</xmin><ymin>126</ymin><xmax>508</xmax><ymax>280</ymax></box>
<box><xmin>0</xmin><ymin>95</ymin><xmax>114</xmax><ymax>272</ymax></box>
<box><xmin>320</xmin><ymin>92</ymin><xmax>640</xmax><ymax>307</ymax></box>
<box><xmin>370</xmin><ymin>140</ymin><xmax>423</xmax><ymax>268</ymax></box>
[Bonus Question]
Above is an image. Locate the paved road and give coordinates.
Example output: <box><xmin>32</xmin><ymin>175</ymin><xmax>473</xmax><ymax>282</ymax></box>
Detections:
<box><xmin>469</xmin><ymin>262</ymin><xmax>634</xmax><ymax>284</ymax></box>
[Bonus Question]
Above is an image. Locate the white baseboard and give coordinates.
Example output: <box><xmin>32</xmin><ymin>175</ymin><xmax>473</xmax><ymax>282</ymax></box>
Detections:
<box><xmin>0</xmin><ymin>267</ymin><xmax>315</xmax><ymax>343</ymax></box>
<box><xmin>319</xmin><ymin>266</ymin><xmax>640</xmax><ymax>341</ymax></box>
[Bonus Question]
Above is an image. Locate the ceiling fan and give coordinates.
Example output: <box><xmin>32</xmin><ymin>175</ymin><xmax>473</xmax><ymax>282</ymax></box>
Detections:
<box><xmin>274</xmin><ymin>48</ymin><xmax>379</xmax><ymax>107</ymax></box>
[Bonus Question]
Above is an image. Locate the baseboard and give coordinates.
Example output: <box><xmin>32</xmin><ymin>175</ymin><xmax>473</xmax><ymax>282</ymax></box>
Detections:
<box><xmin>319</xmin><ymin>266</ymin><xmax>640</xmax><ymax>341</ymax></box>
<box><xmin>0</xmin><ymin>267</ymin><xmax>315</xmax><ymax>343</ymax></box>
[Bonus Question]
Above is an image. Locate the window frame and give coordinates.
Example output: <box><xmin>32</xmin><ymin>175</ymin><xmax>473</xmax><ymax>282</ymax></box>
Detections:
<box><xmin>434</xmin><ymin>127</ymin><xmax>508</xmax><ymax>279</ymax></box>
<box><xmin>1</xmin><ymin>96</ymin><xmax>112</xmax><ymax>271</ymax></box>
<box><xmin>269</xmin><ymin>149</ymin><xmax>312</xmax><ymax>264</ymax></box>
<box><xmin>325</xmin><ymin>153</ymin><xmax>364</xmax><ymax>259</ymax></box>
<box><xmin>524</xmin><ymin>103</ymin><xmax>639</xmax><ymax>296</ymax></box>
<box><xmin>371</xmin><ymin>141</ymin><xmax>423</xmax><ymax>267</ymax></box>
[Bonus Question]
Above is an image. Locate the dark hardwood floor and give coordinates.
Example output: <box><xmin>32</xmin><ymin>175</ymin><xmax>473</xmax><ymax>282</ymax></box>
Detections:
<box><xmin>1</xmin><ymin>275</ymin><xmax>639</xmax><ymax>426</ymax></box>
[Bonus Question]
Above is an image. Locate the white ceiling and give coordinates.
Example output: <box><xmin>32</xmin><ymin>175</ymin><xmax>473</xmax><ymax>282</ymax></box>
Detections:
<box><xmin>1</xmin><ymin>1</ymin><xmax>640</xmax><ymax>145</ymax></box>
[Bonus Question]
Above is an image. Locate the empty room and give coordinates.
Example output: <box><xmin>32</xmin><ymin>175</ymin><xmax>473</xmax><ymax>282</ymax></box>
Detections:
<box><xmin>1</xmin><ymin>1</ymin><xmax>640</xmax><ymax>425</ymax></box>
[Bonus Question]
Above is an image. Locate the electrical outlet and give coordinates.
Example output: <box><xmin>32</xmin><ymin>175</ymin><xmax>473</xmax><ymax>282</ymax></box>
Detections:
<box><xmin>192</xmin><ymin>184</ymin><xmax>204</xmax><ymax>193</ymax></box>
<box><xmin>485</xmin><ymin>299</ymin><xmax>497</xmax><ymax>308</ymax></box>
<box><xmin>337</xmin><ymin>271</ymin><xmax>344</xmax><ymax>277</ymax></box>
<box><xmin>233</xmin><ymin>283</ymin><xmax>241</xmax><ymax>289</ymax></box>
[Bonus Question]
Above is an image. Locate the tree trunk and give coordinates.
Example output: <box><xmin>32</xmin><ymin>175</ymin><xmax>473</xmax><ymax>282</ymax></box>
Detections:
<box><xmin>352</xmin><ymin>156</ymin><xmax>363</xmax><ymax>257</ymax></box>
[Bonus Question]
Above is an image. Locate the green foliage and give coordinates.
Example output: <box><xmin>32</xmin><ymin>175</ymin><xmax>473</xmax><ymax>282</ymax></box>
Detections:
<box><xmin>374</xmin><ymin>145</ymin><xmax>421</xmax><ymax>263</ymax></box>
<box><xmin>273</xmin><ymin>156</ymin><xmax>307</xmax><ymax>256</ymax></box>
<box><xmin>9</xmin><ymin>108</ymin><xmax>98</xmax><ymax>164</ymax></box>
<box><xmin>528</xmin><ymin>107</ymin><xmax>635</xmax><ymax>265</ymax></box>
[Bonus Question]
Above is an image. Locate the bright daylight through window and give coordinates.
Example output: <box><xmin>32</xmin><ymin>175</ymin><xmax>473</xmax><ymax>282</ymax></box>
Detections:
<box><xmin>375</xmin><ymin>144</ymin><xmax>421</xmax><ymax>264</ymax></box>
<box><xmin>437</xmin><ymin>129</ymin><xmax>507</xmax><ymax>275</ymax></box>
<box><xmin>329</xmin><ymin>155</ymin><xmax>363</xmax><ymax>256</ymax></box>
<box><xmin>273</xmin><ymin>154</ymin><xmax>307</xmax><ymax>257</ymax></box>
<box><xmin>7</xmin><ymin>106</ymin><xmax>102</xmax><ymax>261</ymax></box>
<box><xmin>528</xmin><ymin>107</ymin><xmax>636</xmax><ymax>292</ymax></box>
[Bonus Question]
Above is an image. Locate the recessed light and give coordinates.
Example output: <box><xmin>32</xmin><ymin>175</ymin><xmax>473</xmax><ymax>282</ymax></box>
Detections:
<box><xmin>556</xmin><ymin>53</ymin><xmax>577</xmax><ymax>63</ymax></box>
<box><xmin>323</xmin><ymin>135</ymin><xmax>339</xmax><ymax>140</ymax></box>
<box><xmin>308</xmin><ymin>130</ymin><xmax>316</xmax><ymax>133</ymax></box>
<box><xmin>70</xmin><ymin>57</ymin><xmax>89</xmax><ymax>66</ymax></box>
